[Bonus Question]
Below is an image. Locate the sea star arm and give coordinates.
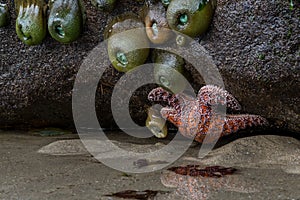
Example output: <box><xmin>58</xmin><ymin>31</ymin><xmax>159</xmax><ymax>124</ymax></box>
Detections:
<box><xmin>222</xmin><ymin>114</ymin><xmax>268</xmax><ymax>136</ymax></box>
<box><xmin>160</xmin><ymin>107</ymin><xmax>181</xmax><ymax>125</ymax></box>
<box><xmin>148</xmin><ymin>87</ymin><xmax>180</xmax><ymax>109</ymax></box>
<box><xmin>198</xmin><ymin>85</ymin><xmax>241</xmax><ymax>111</ymax></box>
<box><xmin>193</xmin><ymin>114</ymin><xmax>268</xmax><ymax>143</ymax></box>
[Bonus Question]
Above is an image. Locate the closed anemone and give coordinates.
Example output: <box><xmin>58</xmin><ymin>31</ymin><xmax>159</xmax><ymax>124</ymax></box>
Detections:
<box><xmin>48</xmin><ymin>0</ymin><xmax>86</xmax><ymax>43</ymax></box>
<box><xmin>144</xmin><ymin>1</ymin><xmax>172</xmax><ymax>44</ymax></box>
<box><xmin>146</xmin><ymin>107</ymin><xmax>168</xmax><ymax>138</ymax></box>
<box><xmin>106</xmin><ymin>14</ymin><xmax>149</xmax><ymax>72</ymax></box>
<box><xmin>167</xmin><ymin>0</ymin><xmax>215</xmax><ymax>38</ymax></box>
<box><xmin>152</xmin><ymin>49</ymin><xmax>187</xmax><ymax>94</ymax></box>
<box><xmin>15</xmin><ymin>0</ymin><xmax>47</xmax><ymax>45</ymax></box>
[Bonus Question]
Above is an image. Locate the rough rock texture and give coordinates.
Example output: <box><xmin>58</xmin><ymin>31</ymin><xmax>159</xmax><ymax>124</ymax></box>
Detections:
<box><xmin>0</xmin><ymin>0</ymin><xmax>299</xmax><ymax>132</ymax></box>
<box><xmin>201</xmin><ymin>0</ymin><xmax>300</xmax><ymax>132</ymax></box>
<box><xmin>0</xmin><ymin>0</ymin><xmax>146</xmax><ymax>129</ymax></box>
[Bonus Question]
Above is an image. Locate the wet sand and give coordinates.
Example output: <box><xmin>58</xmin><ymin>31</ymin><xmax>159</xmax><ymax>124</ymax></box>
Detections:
<box><xmin>0</xmin><ymin>131</ymin><xmax>299</xmax><ymax>199</ymax></box>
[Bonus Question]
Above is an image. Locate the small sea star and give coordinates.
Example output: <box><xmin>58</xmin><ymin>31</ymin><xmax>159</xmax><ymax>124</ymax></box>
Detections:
<box><xmin>148</xmin><ymin>85</ymin><xmax>268</xmax><ymax>143</ymax></box>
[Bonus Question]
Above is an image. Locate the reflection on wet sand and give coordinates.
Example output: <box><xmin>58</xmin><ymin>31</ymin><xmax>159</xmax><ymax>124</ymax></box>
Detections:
<box><xmin>160</xmin><ymin>165</ymin><xmax>257</xmax><ymax>200</ymax></box>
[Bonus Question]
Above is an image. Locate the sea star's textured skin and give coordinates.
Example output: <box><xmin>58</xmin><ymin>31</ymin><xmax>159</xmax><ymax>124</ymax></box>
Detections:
<box><xmin>148</xmin><ymin>85</ymin><xmax>268</xmax><ymax>143</ymax></box>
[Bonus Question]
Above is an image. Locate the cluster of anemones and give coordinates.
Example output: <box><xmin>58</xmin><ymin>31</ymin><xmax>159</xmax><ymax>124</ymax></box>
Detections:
<box><xmin>2</xmin><ymin>0</ymin><xmax>86</xmax><ymax>45</ymax></box>
<box><xmin>102</xmin><ymin>0</ymin><xmax>216</xmax><ymax>138</ymax></box>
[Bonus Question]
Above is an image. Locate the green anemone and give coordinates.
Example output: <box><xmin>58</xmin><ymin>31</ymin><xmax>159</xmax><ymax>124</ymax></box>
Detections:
<box><xmin>144</xmin><ymin>1</ymin><xmax>172</xmax><ymax>44</ymax></box>
<box><xmin>152</xmin><ymin>49</ymin><xmax>187</xmax><ymax>94</ymax></box>
<box><xmin>106</xmin><ymin>15</ymin><xmax>149</xmax><ymax>72</ymax></box>
<box><xmin>146</xmin><ymin>107</ymin><xmax>168</xmax><ymax>138</ymax></box>
<box><xmin>15</xmin><ymin>0</ymin><xmax>47</xmax><ymax>45</ymax></box>
<box><xmin>167</xmin><ymin>0</ymin><xmax>215</xmax><ymax>38</ymax></box>
<box><xmin>48</xmin><ymin>0</ymin><xmax>86</xmax><ymax>44</ymax></box>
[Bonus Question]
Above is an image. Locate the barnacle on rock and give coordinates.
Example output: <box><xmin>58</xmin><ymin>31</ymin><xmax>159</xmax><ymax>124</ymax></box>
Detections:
<box><xmin>15</xmin><ymin>0</ymin><xmax>47</xmax><ymax>45</ymax></box>
<box><xmin>167</xmin><ymin>0</ymin><xmax>215</xmax><ymax>38</ymax></box>
<box><xmin>48</xmin><ymin>0</ymin><xmax>86</xmax><ymax>44</ymax></box>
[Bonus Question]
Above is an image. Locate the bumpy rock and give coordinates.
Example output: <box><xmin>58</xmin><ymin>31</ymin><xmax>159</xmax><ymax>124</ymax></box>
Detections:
<box><xmin>199</xmin><ymin>135</ymin><xmax>300</xmax><ymax>174</ymax></box>
<box><xmin>200</xmin><ymin>0</ymin><xmax>299</xmax><ymax>132</ymax></box>
<box><xmin>0</xmin><ymin>0</ymin><xmax>145</xmax><ymax>129</ymax></box>
<box><xmin>0</xmin><ymin>0</ymin><xmax>299</xmax><ymax>134</ymax></box>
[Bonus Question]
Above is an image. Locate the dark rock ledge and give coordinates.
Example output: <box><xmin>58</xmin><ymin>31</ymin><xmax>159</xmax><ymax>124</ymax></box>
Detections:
<box><xmin>0</xmin><ymin>0</ymin><xmax>299</xmax><ymax>134</ymax></box>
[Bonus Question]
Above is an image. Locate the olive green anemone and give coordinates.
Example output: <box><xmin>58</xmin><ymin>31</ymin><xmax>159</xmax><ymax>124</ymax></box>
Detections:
<box><xmin>152</xmin><ymin>49</ymin><xmax>187</xmax><ymax>94</ymax></box>
<box><xmin>146</xmin><ymin>106</ymin><xmax>168</xmax><ymax>138</ymax></box>
<box><xmin>48</xmin><ymin>0</ymin><xmax>86</xmax><ymax>44</ymax></box>
<box><xmin>15</xmin><ymin>0</ymin><xmax>47</xmax><ymax>45</ymax></box>
<box><xmin>167</xmin><ymin>0</ymin><xmax>215</xmax><ymax>38</ymax></box>
<box><xmin>105</xmin><ymin>14</ymin><xmax>150</xmax><ymax>72</ymax></box>
<box><xmin>143</xmin><ymin>1</ymin><xmax>172</xmax><ymax>44</ymax></box>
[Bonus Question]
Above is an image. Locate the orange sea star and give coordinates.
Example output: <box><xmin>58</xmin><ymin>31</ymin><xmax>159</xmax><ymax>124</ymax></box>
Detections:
<box><xmin>148</xmin><ymin>85</ymin><xmax>268</xmax><ymax>143</ymax></box>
